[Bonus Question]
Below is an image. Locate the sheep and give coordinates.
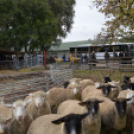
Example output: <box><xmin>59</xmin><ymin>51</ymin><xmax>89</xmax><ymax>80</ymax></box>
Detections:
<box><xmin>121</xmin><ymin>83</ymin><xmax>134</xmax><ymax>90</ymax></box>
<box><xmin>108</xmin><ymin>81</ymin><xmax>121</xmax><ymax>98</ymax></box>
<box><xmin>81</xmin><ymin>83</ymin><xmax>116</xmax><ymax>101</ymax></box>
<box><xmin>54</xmin><ymin>58</ymin><xmax>63</xmax><ymax>63</ymax></box>
<box><xmin>69</xmin><ymin>78</ymin><xmax>81</xmax><ymax>83</ymax></box>
<box><xmin>123</xmin><ymin>75</ymin><xmax>134</xmax><ymax>83</ymax></box>
<box><xmin>57</xmin><ymin>98</ymin><xmax>104</xmax><ymax>134</ymax></box>
<box><xmin>63</xmin><ymin>81</ymin><xmax>70</xmax><ymax>88</ymax></box>
<box><xmin>0</xmin><ymin>115</ymin><xmax>12</xmax><ymax>134</ymax></box>
<box><xmin>79</xmin><ymin>79</ymin><xmax>94</xmax><ymax>89</ymax></box>
<box><xmin>96</xmin><ymin>96</ymin><xmax>131</xmax><ymax>134</ymax></box>
<box><xmin>46</xmin><ymin>87</ymin><xmax>81</xmax><ymax>111</ymax></box>
<box><xmin>24</xmin><ymin>91</ymin><xmax>51</xmax><ymax>120</ymax></box>
<box><xmin>4</xmin><ymin>100</ymin><xmax>32</xmax><ymax>134</ymax></box>
<box><xmin>67</xmin><ymin>83</ymin><xmax>81</xmax><ymax>90</ymax></box>
<box><xmin>118</xmin><ymin>89</ymin><xmax>134</xmax><ymax>134</ymax></box>
<box><xmin>27</xmin><ymin>113</ymin><xmax>89</xmax><ymax>134</ymax></box>
<box><xmin>71</xmin><ymin>57</ymin><xmax>81</xmax><ymax>64</ymax></box>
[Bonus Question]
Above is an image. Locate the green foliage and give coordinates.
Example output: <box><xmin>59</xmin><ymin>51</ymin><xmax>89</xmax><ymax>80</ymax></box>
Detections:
<box><xmin>48</xmin><ymin>0</ymin><xmax>76</xmax><ymax>46</ymax></box>
<box><xmin>94</xmin><ymin>0</ymin><xmax>134</xmax><ymax>43</ymax></box>
<box><xmin>0</xmin><ymin>0</ymin><xmax>76</xmax><ymax>52</ymax></box>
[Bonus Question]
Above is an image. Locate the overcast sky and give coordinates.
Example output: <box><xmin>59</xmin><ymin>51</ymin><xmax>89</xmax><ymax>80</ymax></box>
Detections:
<box><xmin>62</xmin><ymin>0</ymin><xmax>106</xmax><ymax>42</ymax></box>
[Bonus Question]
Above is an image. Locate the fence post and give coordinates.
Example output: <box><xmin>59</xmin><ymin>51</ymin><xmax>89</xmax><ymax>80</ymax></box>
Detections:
<box><xmin>69</xmin><ymin>69</ymin><xmax>73</xmax><ymax>78</ymax></box>
<box><xmin>45</xmin><ymin>75</ymin><xmax>49</xmax><ymax>91</ymax></box>
<box><xmin>30</xmin><ymin>54</ymin><xmax>32</xmax><ymax>68</ymax></box>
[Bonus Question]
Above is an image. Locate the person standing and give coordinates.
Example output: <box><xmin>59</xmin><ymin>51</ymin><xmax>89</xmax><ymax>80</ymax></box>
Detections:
<box><xmin>104</xmin><ymin>51</ymin><xmax>110</xmax><ymax>67</ymax></box>
<box><xmin>90</xmin><ymin>51</ymin><xmax>96</xmax><ymax>66</ymax></box>
<box><xmin>84</xmin><ymin>53</ymin><xmax>88</xmax><ymax>64</ymax></box>
<box><xmin>80</xmin><ymin>53</ymin><xmax>83</xmax><ymax>65</ymax></box>
<box><xmin>69</xmin><ymin>53</ymin><xmax>72</xmax><ymax>68</ymax></box>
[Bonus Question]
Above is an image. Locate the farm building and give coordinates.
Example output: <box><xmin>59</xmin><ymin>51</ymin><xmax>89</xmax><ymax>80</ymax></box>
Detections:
<box><xmin>47</xmin><ymin>40</ymin><xmax>93</xmax><ymax>61</ymax></box>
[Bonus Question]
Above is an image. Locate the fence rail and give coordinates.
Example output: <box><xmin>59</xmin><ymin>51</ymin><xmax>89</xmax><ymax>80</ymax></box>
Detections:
<box><xmin>0</xmin><ymin>63</ymin><xmax>73</xmax><ymax>103</ymax></box>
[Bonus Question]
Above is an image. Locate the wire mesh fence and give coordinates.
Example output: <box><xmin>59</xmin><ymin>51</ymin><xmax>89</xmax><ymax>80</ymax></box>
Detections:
<box><xmin>0</xmin><ymin>55</ymin><xmax>44</xmax><ymax>71</ymax></box>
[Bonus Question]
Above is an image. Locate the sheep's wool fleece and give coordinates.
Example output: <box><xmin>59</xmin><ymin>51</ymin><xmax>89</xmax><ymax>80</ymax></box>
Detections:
<box><xmin>0</xmin><ymin>105</ymin><xmax>12</xmax><ymax>119</ymax></box>
<box><xmin>27</xmin><ymin>114</ymin><xmax>63</xmax><ymax>134</ymax></box>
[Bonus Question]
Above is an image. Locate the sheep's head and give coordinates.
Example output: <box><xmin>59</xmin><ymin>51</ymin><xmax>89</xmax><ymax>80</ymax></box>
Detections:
<box><xmin>94</xmin><ymin>82</ymin><xmax>101</xmax><ymax>89</ymax></box>
<box><xmin>108</xmin><ymin>81</ymin><xmax>120</xmax><ymax>87</ymax></box>
<box><xmin>111</xmin><ymin>97</ymin><xmax>132</xmax><ymax>116</ymax></box>
<box><xmin>71</xmin><ymin>88</ymin><xmax>81</xmax><ymax>100</ymax></box>
<box><xmin>31</xmin><ymin>91</ymin><xmax>46</xmax><ymax>109</ymax></box>
<box><xmin>123</xmin><ymin>76</ymin><xmax>131</xmax><ymax>83</ymax></box>
<box><xmin>0</xmin><ymin>115</ymin><xmax>12</xmax><ymax>134</ymax></box>
<box><xmin>79</xmin><ymin>99</ymin><xmax>104</xmax><ymax>118</ymax></box>
<box><xmin>97</xmin><ymin>83</ymin><xmax>116</xmax><ymax>97</ymax></box>
<box><xmin>51</xmin><ymin>113</ymin><xmax>89</xmax><ymax>134</ymax></box>
<box><xmin>63</xmin><ymin>81</ymin><xmax>70</xmax><ymax>89</ymax></box>
<box><xmin>4</xmin><ymin>100</ymin><xmax>31</xmax><ymax>122</ymax></box>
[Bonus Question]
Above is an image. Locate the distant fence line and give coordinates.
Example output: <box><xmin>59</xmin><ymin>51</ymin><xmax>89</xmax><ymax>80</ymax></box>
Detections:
<box><xmin>0</xmin><ymin>63</ymin><xmax>73</xmax><ymax>103</ymax></box>
<box><xmin>0</xmin><ymin>55</ymin><xmax>44</xmax><ymax>71</ymax></box>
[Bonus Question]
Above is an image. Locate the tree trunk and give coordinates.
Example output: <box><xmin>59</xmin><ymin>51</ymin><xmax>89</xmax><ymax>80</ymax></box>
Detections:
<box><xmin>25</xmin><ymin>45</ymin><xmax>27</xmax><ymax>53</ymax></box>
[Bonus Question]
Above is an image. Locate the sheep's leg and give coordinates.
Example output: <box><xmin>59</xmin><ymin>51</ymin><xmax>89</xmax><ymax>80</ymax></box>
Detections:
<box><xmin>132</xmin><ymin>119</ymin><xmax>134</xmax><ymax>134</ymax></box>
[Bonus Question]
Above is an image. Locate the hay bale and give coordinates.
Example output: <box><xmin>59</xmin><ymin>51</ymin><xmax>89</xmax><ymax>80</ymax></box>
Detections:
<box><xmin>55</xmin><ymin>58</ymin><xmax>63</xmax><ymax>63</ymax></box>
<box><xmin>71</xmin><ymin>58</ymin><xmax>81</xmax><ymax>64</ymax></box>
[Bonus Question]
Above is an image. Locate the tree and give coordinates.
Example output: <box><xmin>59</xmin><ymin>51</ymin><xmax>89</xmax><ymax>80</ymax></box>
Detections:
<box><xmin>0</xmin><ymin>0</ymin><xmax>58</xmax><ymax>52</ymax></box>
<box><xmin>47</xmin><ymin>0</ymin><xmax>76</xmax><ymax>46</ymax></box>
<box><xmin>94</xmin><ymin>0</ymin><xmax>134</xmax><ymax>43</ymax></box>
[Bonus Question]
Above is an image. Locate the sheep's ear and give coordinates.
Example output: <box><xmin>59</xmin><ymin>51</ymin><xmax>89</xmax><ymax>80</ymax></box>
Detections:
<box><xmin>97</xmin><ymin>100</ymin><xmax>104</xmax><ymax>103</ymax></box>
<box><xmin>51</xmin><ymin>117</ymin><xmax>65</xmax><ymax>125</ymax></box>
<box><xmin>78</xmin><ymin>102</ymin><xmax>86</xmax><ymax>106</ymax></box>
<box><xmin>4</xmin><ymin>104</ymin><xmax>13</xmax><ymax>108</ymax></box>
<box><xmin>80</xmin><ymin>113</ymin><xmax>89</xmax><ymax>120</ymax></box>
<box><xmin>111</xmin><ymin>98</ymin><xmax>116</xmax><ymax>102</ymax></box>
<box><xmin>126</xmin><ymin>98</ymin><xmax>132</xmax><ymax>102</ymax></box>
<box><xmin>6</xmin><ymin>118</ymin><xmax>13</xmax><ymax>123</ymax></box>
<box><xmin>96</xmin><ymin>85</ymin><xmax>102</xmax><ymax>89</ymax></box>
<box><xmin>24</xmin><ymin>99</ymin><xmax>32</xmax><ymax>107</ymax></box>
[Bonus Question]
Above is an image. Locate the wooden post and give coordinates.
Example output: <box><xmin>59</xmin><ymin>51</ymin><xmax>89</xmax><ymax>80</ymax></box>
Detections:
<box><xmin>113</xmin><ymin>45</ymin><xmax>115</xmax><ymax>58</ymax></box>
<box><xmin>75</xmin><ymin>48</ymin><xmax>77</xmax><ymax>57</ymax></box>
<box><xmin>44</xmin><ymin>51</ymin><xmax>46</xmax><ymax>69</ymax></box>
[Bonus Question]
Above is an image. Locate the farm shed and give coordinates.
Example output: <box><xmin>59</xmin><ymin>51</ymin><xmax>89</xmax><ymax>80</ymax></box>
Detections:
<box><xmin>0</xmin><ymin>48</ymin><xmax>25</xmax><ymax>70</ymax></box>
<box><xmin>47</xmin><ymin>40</ymin><xmax>94</xmax><ymax>61</ymax></box>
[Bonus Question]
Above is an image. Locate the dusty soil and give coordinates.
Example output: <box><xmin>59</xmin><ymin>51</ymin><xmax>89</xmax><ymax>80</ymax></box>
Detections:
<box><xmin>0</xmin><ymin>70</ymin><xmax>50</xmax><ymax>84</ymax></box>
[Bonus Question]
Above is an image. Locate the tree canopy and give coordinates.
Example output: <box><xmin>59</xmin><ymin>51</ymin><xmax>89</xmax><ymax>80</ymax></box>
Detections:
<box><xmin>94</xmin><ymin>0</ymin><xmax>134</xmax><ymax>44</ymax></box>
<box><xmin>0</xmin><ymin>0</ymin><xmax>76</xmax><ymax>52</ymax></box>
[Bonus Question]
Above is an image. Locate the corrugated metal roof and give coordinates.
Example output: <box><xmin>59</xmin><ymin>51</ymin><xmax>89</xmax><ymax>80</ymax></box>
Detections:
<box><xmin>48</xmin><ymin>40</ymin><xmax>94</xmax><ymax>51</ymax></box>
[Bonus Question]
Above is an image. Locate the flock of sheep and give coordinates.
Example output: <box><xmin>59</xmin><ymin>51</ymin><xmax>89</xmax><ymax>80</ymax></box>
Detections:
<box><xmin>0</xmin><ymin>74</ymin><xmax>134</xmax><ymax>134</ymax></box>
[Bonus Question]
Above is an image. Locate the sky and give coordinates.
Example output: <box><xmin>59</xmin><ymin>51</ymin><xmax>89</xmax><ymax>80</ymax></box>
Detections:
<box><xmin>62</xmin><ymin>0</ymin><xmax>106</xmax><ymax>42</ymax></box>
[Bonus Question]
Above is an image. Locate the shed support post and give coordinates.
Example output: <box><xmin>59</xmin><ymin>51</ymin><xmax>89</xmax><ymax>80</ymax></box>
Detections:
<box><xmin>75</xmin><ymin>48</ymin><xmax>77</xmax><ymax>57</ymax></box>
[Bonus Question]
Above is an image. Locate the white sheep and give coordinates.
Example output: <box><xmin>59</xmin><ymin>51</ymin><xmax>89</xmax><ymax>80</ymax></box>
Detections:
<box><xmin>81</xmin><ymin>83</ymin><xmax>116</xmax><ymax>101</ymax></box>
<box><xmin>25</xmin><ymin>91</ymin><xmax>51</xmax><ymax>120</ymax></box>
<box><xmin>66</xmin><ymin>83</ymin><xmax>81</xmax><ymax>90</ymax></box>
<box><xmin>4</xmin><ymin>100</ymin><xmax>32</xmax><ymax>134</ymax></box>
<box><xmin>0</xmin><ymin>115</ymin><xmax>12</xmax><ymax>134</ymax></box>
<box><xmin>97</xmin><ymin>95</ymin><xmax>131</xmax><ymax>133</ymax></box>
<box><xmin>55</xmin><ymin>58</ymin><xmax>63</xmax><ymax>63</ymax></box>
<box><xmin>69</xmin><ymin>78</ymin><xmax>81</xmax><ymax>83</ymax></box>
<box><xmin>46</xmin><ymin>87</ymin><xmax>81</xmax><ymax>111</ymax></box>
<box><xmin>27</xmin><ymin>113</ymin><xmax>89</xmax><ymax>134</ymax></box>
<box><xmin>57</xmin><ymin>97</ymin><xmax>104</xmax><ymax>134</ymax></box>
<box><xmin>79</xmin><ymin>79</ymin><xmax>94</xmax><ymax>90</ymax></box>
<box><xmin>118</xmin><ymin>89</ymin><xmax>134</xmax><ymax>134</ymax></box>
